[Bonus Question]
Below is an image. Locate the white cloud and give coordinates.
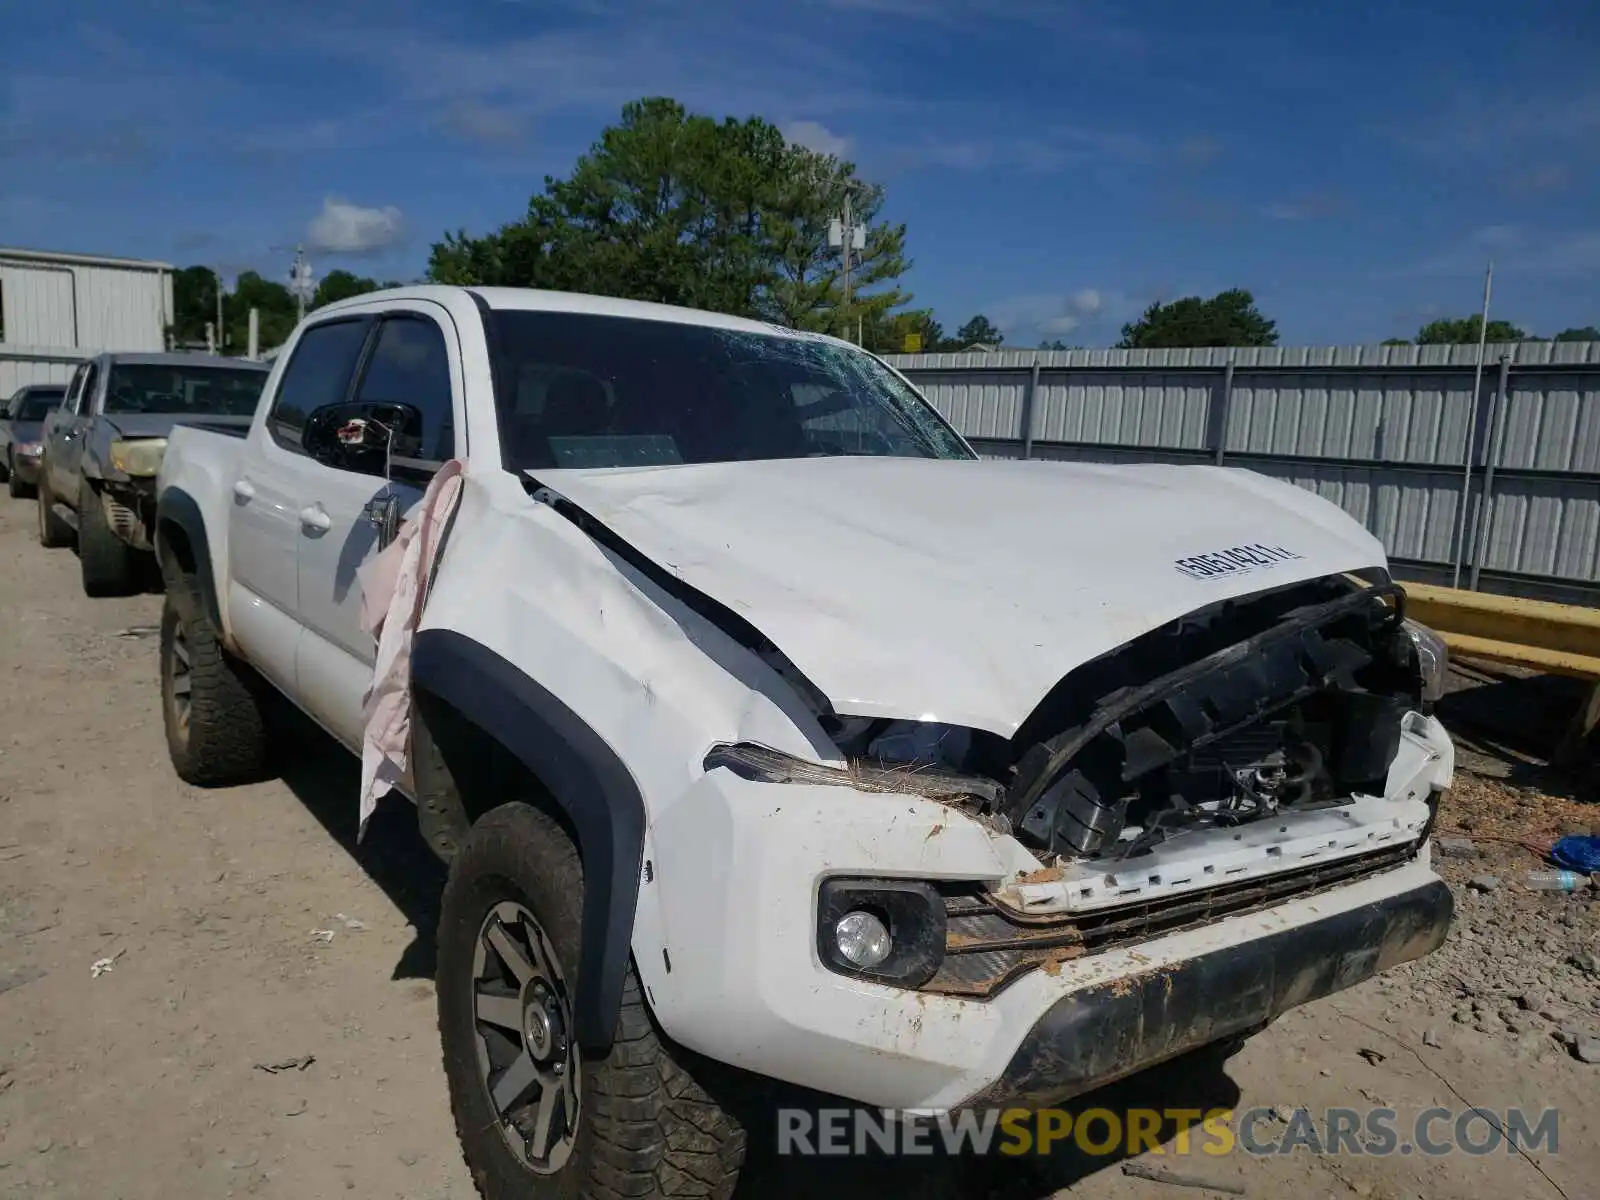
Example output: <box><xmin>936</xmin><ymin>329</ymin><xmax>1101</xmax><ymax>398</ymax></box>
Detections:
<box><xmin>988</xmin><ymin>289</ymin><xmax>1122</xmax><ymax>345</ymax></box>
<box><xmin>306</xmin><ymin>197</ymin><xmax>406</xmax><ymax>256</ymax></box>
<box><xmin>1261</xmin><ymin>193</ymin><xmax>1342</xmax><ymax>221</ymax></box>
<box><xmin>1070</xmin><ymin>288</ymin><xmax>1103</xmax><ymax>315</ymax></box>
<box><xmin>783</xmin><ymin>119</ymin><xmax>854</xmax><ymax>158</ymax></box>
<box><xmin>1039</xmin><ymin>314</ymin><xmax>1081</xmax><ymax>335</ymax></box>
<box><xmin>442</xmin><ymin>99</ymin><xmax>526</xmax><ymax>144</ymax></box>
<box><xmin>1177</xmin><ymin>135</ymin><xmax>1222</xmax><ymax>165</ymax></box>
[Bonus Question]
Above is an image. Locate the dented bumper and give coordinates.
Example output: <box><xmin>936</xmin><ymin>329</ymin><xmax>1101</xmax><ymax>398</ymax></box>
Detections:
<box><xmin>642</xmin><ymin>755</ymin><xmax>1452</xmax><ymax>1114</ymax></box>
<box><xmin>959</xmin><ymin>877</ymin><xmax>1453</xmax><ymax>1111</ymax></box>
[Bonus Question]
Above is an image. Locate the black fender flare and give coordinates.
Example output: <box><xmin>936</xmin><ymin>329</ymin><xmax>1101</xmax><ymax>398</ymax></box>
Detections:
<box><xmin>410</xmin><ymin>628</ymin><xmax>646</xmax><ymax>1051</ymax></box>
<box><xmin>154</xmin><ymin>487</ymin><xmax>223</xmax><ymax>630</ymax></box>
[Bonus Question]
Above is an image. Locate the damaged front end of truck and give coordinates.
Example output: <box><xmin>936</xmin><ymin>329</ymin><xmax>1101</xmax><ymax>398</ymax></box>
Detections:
<box><xmin>709</xmin><ymin>570</ymin><xmax>1452</xmax><ymax>998</ymax></box>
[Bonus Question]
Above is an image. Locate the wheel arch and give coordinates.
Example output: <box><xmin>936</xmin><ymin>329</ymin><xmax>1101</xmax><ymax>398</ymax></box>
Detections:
<box><xmin>155</xmin><ymin>487</ymin><xmax>222</xmax><ymax>630</ymax></box>
<box><xmin>410</xmin><ymin>628</ymin><xmax>647</xmax><ymax>1053</ymax></box>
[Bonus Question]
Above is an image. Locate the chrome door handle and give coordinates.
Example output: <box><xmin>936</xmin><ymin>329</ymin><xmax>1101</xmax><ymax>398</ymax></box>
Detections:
<box><xmin>298</xmin><ymin>504</ymin><xmax>332</xmax><ymax>533</ymax></box>
<box><xmin>233</xmin><ymin>479</ymin><xmax>256</xmax><ymax>501</ymax></box>
<box><xmin>362</xmin><ymin>495</ymin><xmax>401</xmax><ymax>550</ymax></box>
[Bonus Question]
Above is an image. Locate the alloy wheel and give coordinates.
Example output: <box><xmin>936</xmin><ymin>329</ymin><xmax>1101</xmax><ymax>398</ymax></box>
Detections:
<box><xmin>469</xmin><ymin>900</ymin><xmax>582</xmax><ymax>1174</ymax></box>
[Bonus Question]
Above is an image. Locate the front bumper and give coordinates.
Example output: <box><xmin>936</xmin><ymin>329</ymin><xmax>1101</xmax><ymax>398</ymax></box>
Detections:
<box><xmin>640</xmin><ymin>713</ymin><xmax>1453</xmax><ymax>1114</ymax></box>
<box><xmin>961</xmin><ymin>877</ymin><xmax>1452</xmax><ymax>1110</ymax></box>
<box><xmin>11</xmin><ymin>453</ymin><xmax>42</xmax><ymax>483</ymax></box>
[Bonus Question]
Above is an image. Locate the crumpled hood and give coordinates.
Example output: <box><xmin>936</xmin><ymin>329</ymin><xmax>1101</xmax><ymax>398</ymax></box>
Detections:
<box><xmin>530</xmin><ymin>457</ymin><xmax>1389</xmax><ymax>737</ymax></box>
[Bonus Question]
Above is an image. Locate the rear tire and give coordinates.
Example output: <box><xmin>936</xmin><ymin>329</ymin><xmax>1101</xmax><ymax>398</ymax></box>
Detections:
<box><xmin>439</xmin><ymin>803</ymin><xmax>747</xmax><ymax>1200</ymax></box>
<box><xmin>159</xmin><ymin>570</ymin><xmax>270</xmax><ymax>785</ymax></box>
<box><xmin>78</xmin><ymin>479</ymin><xmax>141</xmax><ymax>597</ymax></box>
<box><xmin>36</xmin><ymin>472</ymin><xmax>72</xmax><ymax>548</ymax></box>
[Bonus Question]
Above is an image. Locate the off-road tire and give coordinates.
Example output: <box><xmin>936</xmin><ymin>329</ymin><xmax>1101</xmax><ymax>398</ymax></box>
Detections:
<box><xmin>439</xmin><ymin>802</ymin><xmax>747</xmax><ymax>1200</ymax></box>
<box><xmin>159</xmin><ymin>571</ymin><xmax>269</xmax><ymax>786</ymax></box>
<box><xmin>36</xmin><ymin>473</ymin><xmax>72</xmax><ymax>547</ymax></box>
<box><xmin>78</xmin><ymin>479</ymin><xmax>141</xmax><ymax>597</ymax></box>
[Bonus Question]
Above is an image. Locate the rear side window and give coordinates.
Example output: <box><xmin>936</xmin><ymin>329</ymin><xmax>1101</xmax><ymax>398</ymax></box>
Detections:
<box><xmin>267</xmin><ymin>319</ymin><xmax>372</xmax><ymax>450</ymax></box>
<box><xmin>353</xmin><ymin>316</ymin><xmax>456</xmax><ymax>460</ymax></box>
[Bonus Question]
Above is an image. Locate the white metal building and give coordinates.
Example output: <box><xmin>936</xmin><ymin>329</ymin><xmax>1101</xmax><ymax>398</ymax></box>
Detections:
<box><xmin>0</xmin><ymin>246</ymin><xmax>176</xmax><ymax>397</ymax></box>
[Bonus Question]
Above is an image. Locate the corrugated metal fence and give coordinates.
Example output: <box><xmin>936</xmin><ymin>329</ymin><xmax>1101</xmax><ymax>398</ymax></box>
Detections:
<box><xmin>883</xmin><ymin>341</ymin><xmax>1600</xmax><ymax>605</ymax></box>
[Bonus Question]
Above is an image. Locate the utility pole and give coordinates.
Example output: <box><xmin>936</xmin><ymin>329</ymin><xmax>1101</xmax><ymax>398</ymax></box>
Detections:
<box><xmin>215</xmin><ymin>265</ymin><xmax>225</xmax><ymax>355</ymax></box>
<box><xmin>1451</xmin><ymin>260</ymin><xmax>1495</xmax><ymax>590</ymax></box>
<box><xmin>288</xmin><ymin>244</ymin><xmax>315</xmax><ymax>324</ymax></box>
<box><xmin>828</xmin><ymin>189</ymin><xmax>866</xmax><ymax>343</ymax></box>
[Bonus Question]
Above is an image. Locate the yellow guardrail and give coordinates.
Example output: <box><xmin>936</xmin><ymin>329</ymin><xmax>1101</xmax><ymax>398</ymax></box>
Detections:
<box><xmin>1403</xmin><ymin>583</ymin><xmax>1600</xmax><ymax>679</ymax></box>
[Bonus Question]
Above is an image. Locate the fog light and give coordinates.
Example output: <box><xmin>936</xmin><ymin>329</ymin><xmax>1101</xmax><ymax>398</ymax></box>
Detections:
<box><xmin>834</xmin><ymin>910</ymin><xmax>891</xmax><ymax>969</ymax></box>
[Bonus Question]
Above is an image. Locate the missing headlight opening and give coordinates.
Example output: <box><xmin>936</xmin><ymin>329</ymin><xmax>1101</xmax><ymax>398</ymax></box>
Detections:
<box><xmin>1004</xmin><ymin>577</ymin><xmax>1424</xmax><ymax>861</ymax></box>
<box><xmin>708</xmin><ymin>575</ymin><xmax>1433</xmax><ymax>872</ymax></box>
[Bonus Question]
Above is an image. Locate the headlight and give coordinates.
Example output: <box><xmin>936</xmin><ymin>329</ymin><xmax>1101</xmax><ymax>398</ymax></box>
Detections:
<box><xmin>109</xmin><ymin>437</ymin><xmax>169</xmax><ymax>477</ymax></box>
<box><xmin>1403</xmin><ymin>619</ymin><xmax>1448</xmax><ymax>705</ymax></box>
<box><xmin>703</xmin><ymin>741</ymin><xmax>1004</xmax><ymax>807</ymax></box>
<box><xmin>17</xmin><ymin>442</ymin><xmax>42</xmax><ymax>458</ymax></box>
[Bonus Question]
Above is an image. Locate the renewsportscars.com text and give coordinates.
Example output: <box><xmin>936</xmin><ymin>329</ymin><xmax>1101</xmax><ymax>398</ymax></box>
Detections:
<box><xmin>777</xmin><ymin>1106</ymin><xmax>1560</xmax><ymax>1159</ymax></box>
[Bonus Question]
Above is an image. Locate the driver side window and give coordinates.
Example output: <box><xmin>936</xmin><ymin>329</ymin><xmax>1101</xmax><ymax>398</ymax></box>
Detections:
<box><xmin>266</xmin><ymin>318</ymin><xmax>374</xmax><ymax>452</ymax></box>
<box><xmin>62</xmin><ymin>365</ymin><xmax>86</xmax><ymax>415</ymax></box>
<box><xmin>352</xmin><ymin>315</ymin><xmax>456</xmax><ymax>462</ymax></box>
<box><xmin>76</xmin><ymin>363</ymin><xmax>99</xmax><ymax>416</ymax></box>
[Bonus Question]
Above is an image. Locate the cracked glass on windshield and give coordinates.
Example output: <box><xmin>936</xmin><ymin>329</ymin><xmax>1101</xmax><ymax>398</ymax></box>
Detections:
<box><xmin>488</xmin><ymin>309</ymin><xmax>975</xmax><ymax>469</ymax></box>
<box><xmin>103</xmin><ymin>364</ymin><xmax>270</xmax><ymax>417</ymax></box>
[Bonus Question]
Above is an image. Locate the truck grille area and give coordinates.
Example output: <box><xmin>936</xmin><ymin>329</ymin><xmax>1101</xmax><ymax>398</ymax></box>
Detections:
<box><xmin>925</xmin><ymin>843</ymin><xmax>1417</xmax><ymax>998</ymax></box>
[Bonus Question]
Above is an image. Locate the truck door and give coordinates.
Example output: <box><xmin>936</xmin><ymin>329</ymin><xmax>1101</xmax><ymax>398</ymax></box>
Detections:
<box><xmin>227</xmin><ymin>315</ymin><xmax>376</xmax><ymax>699</ymax></box>
<box><xmin>293</xmin><ymin>306</ymin><xmax>462</xmax><ymax>749</ymax></box>
<box><xmin>47</xmin><ymin>360</ymin><xmax>94</xmax><ymax>499</ymax></box>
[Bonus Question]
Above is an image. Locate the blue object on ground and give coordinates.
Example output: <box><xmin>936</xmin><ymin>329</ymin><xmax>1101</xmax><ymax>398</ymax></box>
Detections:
<box><xmin>1551</xmin><ymin>834</ymin><xmax>1600</xmax><ymax>874</ymax></box>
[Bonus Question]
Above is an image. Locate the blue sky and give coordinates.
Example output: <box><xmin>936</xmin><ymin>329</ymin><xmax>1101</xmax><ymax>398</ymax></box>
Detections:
<box><xmin>3</xmin><ymin>0</ymin><xmax>1597</xmax><ymax>346</ymax></box>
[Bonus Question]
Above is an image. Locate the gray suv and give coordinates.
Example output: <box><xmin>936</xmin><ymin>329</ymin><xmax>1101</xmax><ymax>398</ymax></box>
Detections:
<box><xmin>37</xmin><ymin>352</ymin><xmax>269</xmax><ymax>596</ymax></box>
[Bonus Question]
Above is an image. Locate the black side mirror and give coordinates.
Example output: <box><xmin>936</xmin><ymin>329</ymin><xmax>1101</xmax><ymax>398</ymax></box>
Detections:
<box><xmin>302</xmin><ymin>400</ymin><xmax>424</xmax><ymax>477</ymax></box>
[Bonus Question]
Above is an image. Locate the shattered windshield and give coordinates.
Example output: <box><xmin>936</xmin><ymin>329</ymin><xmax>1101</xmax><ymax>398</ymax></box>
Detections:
<box><xmin>487</xmin><ymin>309</ymin><xmax>975</xmax><ymax>469</ymax></box>
<box><xmin>103</xmin><ymin>364</ymin><xmax>269</xmax><ymax>417</ymax></box>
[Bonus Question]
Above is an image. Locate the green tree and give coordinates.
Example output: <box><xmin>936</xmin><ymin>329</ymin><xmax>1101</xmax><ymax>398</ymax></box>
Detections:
<box><xmin>953</xmin><ymin>315</ymin><xmax>1004</xmax><ymax>347</ymax></box>
<box><xmin>1381</xmin><ymin>337</ymin><xmax>1411</xmax><ymax>346</ymax></box>
<box><xmin>426</xmin><ymin>97</ymin><xmax>913</xmax><ymax>336</ymax></box>
<box><xmin>171</xmin><ymin>265</ymin><xmax>222</xmax><ymax>344</ymax></box>
<box><xmin>1039</xmin><ymin>339</ymin><xmax>1082</xmax><ymax>351</ymax></box>
<box><xmin>1415</xmin><ymin>316</ymin><xmax>1527</xmax><ymax>344</ymax></box>
<box><xmin>1117</xmin><ymin>289</ymin><xmax>1277</xmax><ymax>349</ymax></box>
<box><xmin>312</xmin><ymin>269</ymin><xmax>381</xmax><ymax>309</ymax></box>
<box><xmin>223</xmin><ymin>271</ymin><xmax>297</xmax><ymax>355</ymax></box>
<box><xmin>862</xmin><ymin>308</ymin><xmax>943</xmax><ymax>354</ymax></box>
<box><xmin>1555</xmin><ymin>325</ymin><xmax>1600</xmax><ymax>342</ymax></box>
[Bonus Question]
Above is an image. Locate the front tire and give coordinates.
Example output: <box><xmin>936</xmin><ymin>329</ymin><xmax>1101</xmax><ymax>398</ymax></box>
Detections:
<box><xmin>6</xmin><ymin>456</ymin><xmax>29</xmax><ymax>499</ymax></box>
<box><xmin>78</xmin><ymin>479</ymin><xmax>141</xmax><ymax>597</ymax></box>
<box><xmin>159</xmin><ymin>571</ymin><xmax>269</xmax><ymax>785</ymax></box>
<box><xmin>439</xmin><ymin>803</ymin><xmax>746</xmax><ymax>1200</ymax></box>
<box><xmin>36</xmin><ymin>472</ymin><xmax>72</xmax><ymax>547</ymax></box>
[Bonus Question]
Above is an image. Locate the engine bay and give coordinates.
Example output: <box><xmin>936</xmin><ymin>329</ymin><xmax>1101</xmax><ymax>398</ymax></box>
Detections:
<box><xmin>823</xmin><ymin>575</ymin><xmax>1432</xmax><ymax>865</ymax></box>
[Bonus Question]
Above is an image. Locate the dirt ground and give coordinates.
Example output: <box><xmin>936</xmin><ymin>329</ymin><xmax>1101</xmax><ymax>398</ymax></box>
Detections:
<box><xmin>0</xmin><ymin>495</ymin><xmax>1595</xmax><ymax>1200</ymax></box>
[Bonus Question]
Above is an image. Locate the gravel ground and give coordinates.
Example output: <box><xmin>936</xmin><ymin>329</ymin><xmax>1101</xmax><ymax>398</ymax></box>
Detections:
<box><xmin>0</xmin><ymin>493</ymin><xmax>1595</xmax><ymax>1200</ymax></box>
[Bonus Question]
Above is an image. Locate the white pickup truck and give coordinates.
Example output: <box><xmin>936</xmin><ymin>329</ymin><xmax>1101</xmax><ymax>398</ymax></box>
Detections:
<box><xmin>154</xmin><ymin>285</ymin><xmax>1456</xmax><ymax>1199</ymax></box>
